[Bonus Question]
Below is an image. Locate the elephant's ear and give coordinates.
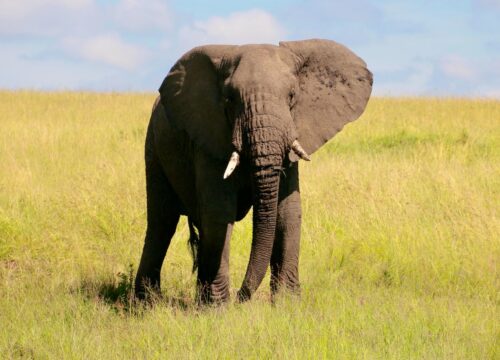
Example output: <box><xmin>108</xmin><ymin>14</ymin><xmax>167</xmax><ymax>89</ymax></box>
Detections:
<box><xmin>280</xmin><ymin>39</ymin><xmax>373</xmax><ymax>155</ymax></box>
<box><xmin>159</xmin><ymin>46</ymin><xmax>234</xmax><ymax>161</ymax></box>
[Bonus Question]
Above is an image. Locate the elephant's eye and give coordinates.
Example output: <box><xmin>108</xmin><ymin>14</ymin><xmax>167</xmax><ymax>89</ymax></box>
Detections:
<box><xmin>288</xmin><ymin>89</ymin><xmax>297</xmax><ymax>109</ymax></box>
<box><xmin>223</xmin><ymin>89</ymin><xmax>238</xmax><ymax>105</ymax></box>
<box><xmin>223</xmin><ymin>85</ymin><xmax>242</xmax><ymax>110</ymax></box>
<box><xmin>223</xmin><ymin>96</ymin><xmax>235</xmax><ymax>109</ymax></box>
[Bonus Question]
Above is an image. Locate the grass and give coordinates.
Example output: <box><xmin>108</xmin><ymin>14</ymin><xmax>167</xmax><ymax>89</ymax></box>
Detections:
<box><xmin>0</xmin><ymin>91</ymin><xmax>498</xmax><ymax>358</ymax></box>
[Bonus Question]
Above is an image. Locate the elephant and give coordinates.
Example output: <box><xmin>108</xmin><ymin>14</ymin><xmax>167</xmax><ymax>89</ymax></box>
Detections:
<box><xmin>134</xmin><ymin>39</ymin><xmax>372</xmax><ymax>304</ymax></box>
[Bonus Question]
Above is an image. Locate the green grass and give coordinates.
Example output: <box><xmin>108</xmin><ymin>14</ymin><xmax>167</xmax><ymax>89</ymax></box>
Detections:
<box><xmin>0</xmin><ymin>92</ymin><xmax>498</xmax><ymax>358</ymax></box>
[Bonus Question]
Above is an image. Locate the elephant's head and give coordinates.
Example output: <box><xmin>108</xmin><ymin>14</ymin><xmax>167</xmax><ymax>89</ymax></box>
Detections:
<box><xmin>159</xmin><ymin>39</ymin><xmax>373</xmax><ymax>301</ymax></box>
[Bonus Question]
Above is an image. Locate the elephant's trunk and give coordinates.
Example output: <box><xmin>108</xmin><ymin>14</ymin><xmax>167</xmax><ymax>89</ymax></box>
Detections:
<box><xmin>237</xmin><ymin>112</ymin><xmax>285</xmax><ymax>301</ymax></box>
<box><xmin>238</xmin><ymin>165</ymin><xmax>280</xmax><ymax>301</ymax></box>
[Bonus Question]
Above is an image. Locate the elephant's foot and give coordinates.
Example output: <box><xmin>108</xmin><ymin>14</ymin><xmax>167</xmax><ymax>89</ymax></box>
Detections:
<box><xmin>236</xmin><ymin>286</ymin><xmax>251</xmax><ymax>303</ymax></box>
<box><xmin>270</xmin><ymin>269</ymin><xmax>301</xmax><ymax>299</ymax></box>
<box><xmin>196</xmin><ymin>278</ymin><xmax>230</xmax><ymax>305</ymax></box>
<box><xmin>134</xmin><ymin>275</ymin><xmax>162</xmax><ymax>302</ymax></box>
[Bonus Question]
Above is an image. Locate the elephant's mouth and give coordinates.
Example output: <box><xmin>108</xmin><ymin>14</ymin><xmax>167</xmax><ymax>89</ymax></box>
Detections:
<box><xmin>223</xmin><ymin>140</ymin><xmax>309</xmax><ymax>179</ymax></box>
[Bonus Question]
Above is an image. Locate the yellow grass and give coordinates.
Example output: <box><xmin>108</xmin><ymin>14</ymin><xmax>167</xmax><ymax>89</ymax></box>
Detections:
<box><xmin>0</xmin><ymin>91</ymin><xmax>498</xmax><ymax>358</ymax></box>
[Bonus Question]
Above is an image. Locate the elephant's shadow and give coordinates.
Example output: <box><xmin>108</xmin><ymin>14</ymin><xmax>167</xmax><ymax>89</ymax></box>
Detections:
<box><xmin>76</xmin><ymin>266</ymin><xmax>192</xmax><ymax>315</ymax></box>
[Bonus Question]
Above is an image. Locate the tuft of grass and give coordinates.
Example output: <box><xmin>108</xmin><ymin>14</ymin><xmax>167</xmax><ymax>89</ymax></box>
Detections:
<box><xmin>0</xmin><ymin>91</ymin><xmax>498</xmax><ymax>358</ymax></box>
<box><xmin>78</xmin><ymin>263</ymin><xmax>136</xmax><ymax>316</ymax></box>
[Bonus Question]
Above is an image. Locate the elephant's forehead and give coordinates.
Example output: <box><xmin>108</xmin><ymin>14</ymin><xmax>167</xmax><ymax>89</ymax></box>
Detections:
<box><xmin>236</xmin><ymin>45</ymin><xmax>281</xmax><ymax>63</ymax></box>
<box><xmin>237</xmin><ymin>44</ymin><xmax>278</xmax><ymax>53</ymax></box>
<box><xmin>229</xmin><ymin>45</ymin><xmax>294</xmax><ymax>86</ymax></box>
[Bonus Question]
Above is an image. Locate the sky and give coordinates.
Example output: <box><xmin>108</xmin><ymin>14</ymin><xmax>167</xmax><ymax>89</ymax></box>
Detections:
<box><xmin>1</xmin><ymin>0</ymin><xmax>499</xmax><ymax>97</ymax></box>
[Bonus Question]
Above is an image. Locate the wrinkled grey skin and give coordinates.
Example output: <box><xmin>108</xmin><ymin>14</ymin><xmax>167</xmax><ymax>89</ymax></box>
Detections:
<box><xmin>135</xmin><ymin>39</ymin><xmax>373</xmax><ymax>304</ymax></box>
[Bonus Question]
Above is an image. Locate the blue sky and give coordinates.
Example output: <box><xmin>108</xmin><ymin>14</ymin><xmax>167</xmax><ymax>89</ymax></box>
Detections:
<box><xmin>1</xmin><ymin>0</ymin><xmax>499</xmax><ymax>97</ymax></box>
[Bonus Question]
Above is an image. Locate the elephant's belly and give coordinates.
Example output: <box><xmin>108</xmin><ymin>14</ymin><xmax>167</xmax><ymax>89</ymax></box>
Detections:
<box><xmin>150</xmin><ymin>103</ymin><xmax>253</xmax><ymax>224</ymax></box>
<box><xmin>152</xmin><ymin>107</ymin><xmax>198</xmax><ymax>219</ymax></box>
<box><xmin>159</xmin><ymin>148</ymin><xmax>197</xmax><ymax>218</ymax></box>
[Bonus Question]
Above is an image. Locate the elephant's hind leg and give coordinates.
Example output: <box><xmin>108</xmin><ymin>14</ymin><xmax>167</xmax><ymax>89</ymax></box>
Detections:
<box><xmin>135</xmin><ymin>148</ymin><xmax>180</xmax><ymax>300</ymax></box>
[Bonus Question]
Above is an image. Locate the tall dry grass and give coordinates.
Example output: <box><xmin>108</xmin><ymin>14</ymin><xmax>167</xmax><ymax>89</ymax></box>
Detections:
<box><xmin>0</xmin><ymin>91</ymin><xmax>498</xmax><ymax>358</ymax></box>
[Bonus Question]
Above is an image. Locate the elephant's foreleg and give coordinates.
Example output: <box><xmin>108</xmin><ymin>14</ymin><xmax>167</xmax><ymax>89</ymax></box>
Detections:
<box><xmin>197</xmin><ymin>222</ymin><xmax>233</xmax><ymax>304</ymax></box>
<box><xmin>135</xmin><ymin>143</ymin><xmax>180</xmax><ymax>300</ymax></box>
<box><xmin>271</xmin><ymin>162</ymin><xmax>301</xmax><ymax>296</ymax></box>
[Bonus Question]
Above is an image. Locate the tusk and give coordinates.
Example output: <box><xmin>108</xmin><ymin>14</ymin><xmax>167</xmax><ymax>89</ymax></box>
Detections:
<box><xmin>291</xmin><ymin>140</ymin><xmax>311</xmax><ymax>161</ymax></box>
<box><xmin>223</xmin><ymin>151</ymin><xmax>240</xmax><ymax>179</ymax></box>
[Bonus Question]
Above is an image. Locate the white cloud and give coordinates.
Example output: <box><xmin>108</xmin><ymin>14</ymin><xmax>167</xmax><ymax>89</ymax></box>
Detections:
<box><xmin>0</xmin><ymin>0</ymin><xmax>91</xmax><ymax>16</ymax></box>
<box><xmin>480</xmin><ymin>88</ymin><xmax>500</xmax><ymax>98</ymax></box>
<box><xmin>407</xmin><ymin>62</ymin><xmax>434</xmax><ymax>91</ymax></box>
<box><xmin>474</xmin><ymin>0</ymin><xmax>500</xmax><ymax>10</ymax></box>
<box><xmin>62</xmin><ymin>34</ymin><xmax>150</xmax><ymax>70</ymax></box>
<box><xmin>0</xmin><ymin>0</ymin><xmax>173</xmax><ymax>36</ymax></box>
<box><xmin>0</xmin><ymin>41</ymin><xmax>93</xmax><ymax>89</ymax></box>
<box><xmin>0</xmin><ymin>0</ymin><xmax>95</xmax><ymax>35</ymax></box>
<box><xmin>0</xmin><ymin>41</ymin><xmax>151</xmax><ymax>90</ymax></box>
<box><xmin>179</xmin><ymin>9</ymin><xmax>286</xmax><ymax>50</ymax></box>
<box><xmin>113</xmin><ymin>0</ymin><xmax>173</xmax><ymax>32</ymax></box>
<box><xmin>374</xmin><ymin>61</ymin><xmax>435</xmax><ymax>96</ymax></box>
<box><xmin>440</xmin><ymin>55</ymin><xmax>477</xmax><ymax>81</ymax></box>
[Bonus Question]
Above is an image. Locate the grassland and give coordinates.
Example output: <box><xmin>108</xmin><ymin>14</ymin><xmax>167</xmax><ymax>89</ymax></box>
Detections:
<box><xmin>0</xmin><ymin>91</ymin><xmax>498</xmax><ymax>359</ymax></box>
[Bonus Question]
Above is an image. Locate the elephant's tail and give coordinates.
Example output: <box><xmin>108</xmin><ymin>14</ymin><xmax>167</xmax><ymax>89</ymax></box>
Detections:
<box><xmin>188</xmin><ymin>218</ymin><xmax>199</xmax><ymax>273</ymax></box>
